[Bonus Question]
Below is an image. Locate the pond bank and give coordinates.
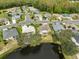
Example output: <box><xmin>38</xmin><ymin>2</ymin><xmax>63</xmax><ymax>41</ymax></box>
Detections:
<box><xmin>0</xmin><ymin>40</ymin><xmax>20</xmax><ymax>59</ymax></box>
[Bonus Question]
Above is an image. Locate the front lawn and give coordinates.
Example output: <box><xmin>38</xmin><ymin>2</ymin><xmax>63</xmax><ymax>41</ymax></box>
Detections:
<box><xmin>41</xmin><ymin>34</ymin><xmax>53</xmax><ymax>43</ymax></box>
<box><xmin>63</xmin><ymin>53</ymin><xmax>73</xmax><ymax>59</ymax></box>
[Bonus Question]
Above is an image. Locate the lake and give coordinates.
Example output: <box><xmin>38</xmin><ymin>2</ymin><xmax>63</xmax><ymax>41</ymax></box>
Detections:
<box><xmin>6</xmin><ymin>43</ymin><xmax>64</xmax><ymax>59</ymax></box>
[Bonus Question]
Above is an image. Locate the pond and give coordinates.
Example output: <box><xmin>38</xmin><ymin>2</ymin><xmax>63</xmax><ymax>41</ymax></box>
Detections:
<box><xmin>6</xmin><ymin>43</ymin><xmax>64</xmax><ymax>59</ymax></box>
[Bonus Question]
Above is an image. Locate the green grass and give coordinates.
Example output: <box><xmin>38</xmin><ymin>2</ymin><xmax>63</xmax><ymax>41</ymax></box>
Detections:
<box><xmin>27</xmin><ymin>0</ymin><xmax>79</xmax><ymax>13</ymax></box>
<box><xmin>16</xmin><ymin>26</ymin><xmax>22</xmax><ymax>34</ymax></box>
<box><xmin>63</xmin><ymin>53</ymin><xmax>73</xmax><ymax>59</ymax></box>
<box><xmin>72</xmin><ymin>15</ymin><xmax>79</xmax><ymax>20</ymax></box>
<box><xmin>16</xmin><ymin>14</ymin><xmax>25</xmax><ymax>23</ymax></box>
<box><xmin>49</xmin><ymin>15</ymin><xmax>59</xmax><ymax>21</ymax></box>
<box><xmin>0</xmin><ymin>12</ymin><xmax>12</xmax><ymax>21</ymax></box>
<box><xmin>0</xmin><ymin>31</ymin><xmax>3</xmax><ymax>42</ymax></box>
<box><xmin>0</xmin><ymin>0</ymin><xmax>26</xmax><ymax>9</ymax></box>
<box><xmin>0</xmin><ymin>42</ymin><xmax>19</xmax><ymax>59</ymax></box>
<box><xmin>0</xmin><ymin>13</ymin><xmax>7</xmax><ymax>18</ymax></box>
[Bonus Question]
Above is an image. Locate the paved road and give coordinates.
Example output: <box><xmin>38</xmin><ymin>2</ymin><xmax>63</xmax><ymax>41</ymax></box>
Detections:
<box><xmin>0</xmin><ymin>20</ymin><xmax>79</xmax><ymax>30</ymax></box>
<box><xmin>62</xmin><ymin>20</ymin><xmax>79</xmax><ymax>24</ymax></box>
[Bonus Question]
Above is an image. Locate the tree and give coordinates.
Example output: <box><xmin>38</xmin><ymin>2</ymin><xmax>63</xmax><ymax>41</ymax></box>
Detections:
<box><xmin>27</xmin><ymin>0</ymin><xmax>79</xmax><ymax>13</ymax></box>
<box><xmin>57</xmin><ymin>30</ymin><xmax>79</xmax><ymax>55</ymax></box>
<box><xmin>17</xmin><ymin>33</ymin><xmax>41</xmax><ymax>47</ymax></box>
<box><xmin>30</xmin><ymin>33</ymin><xmax>41</xmax><ymax>46</ymax></box>
<box><xmin>62</xmin><ymin>40</ymin><xmax>79</xmax><ymax>56</ymax></box>
<box><xmin>58</xmin><ymin>30</ymin><xmax>74</xmax><ymax>43</ymax></box>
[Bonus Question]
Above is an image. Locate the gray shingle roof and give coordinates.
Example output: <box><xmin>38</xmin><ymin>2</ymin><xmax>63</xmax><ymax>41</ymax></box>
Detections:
<box><xmin>53</xmin><ymin>21</ymin><xmax>64</xmax><ymax>31</ymax></box>
<box><xmin>3</xmin><ymin>28</ymin><xmax>18</xmax><ymax>40</ymax></box>
<box><xmin>25</xmin><ymin>15</ymin><xmax>32</xmax><ymax>23</ymax></box>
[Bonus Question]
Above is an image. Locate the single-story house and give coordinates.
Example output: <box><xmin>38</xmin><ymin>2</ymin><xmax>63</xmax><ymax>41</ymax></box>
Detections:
<box><xmin>25</xmin><ymin>14</ymin><xmax>32</xmax><ymax>23</ymax></box>
<box><xmin>12</xmin><ymin>15</ymin><xmax>21</xmax><ymax>24</ymax></box>
<box><xmin>3</xmin><ymin>28</ymin><xmax>19</xmax><ymax>40</ymax></box>
<box><xmin>53</xmin><ymin>21</ymin><xmax>65</xmax><ymax>31</ymax></box>
<box><xmin>22</xmin><ymin>25</ymin><xmax>35</xmax><ymax>34</ymax></box>
<box><xmin>28</xmin><ymin>7</ymin><xmax>40</xmax><ymax>14</ymax></box>
<box><xmin>61</xmin><ymin>14</ymin><xmax>72</xmax><ymax>20</ymax></box>
<box><xmin>39</xmin><ymin>23</ymin><xmax>50</xmax><ymax>35</ymax></box>
<box><xmin>34</xmin><ymin>14</ymin><xmax>43</xmax><ymax>21</ymax></box>
<box><xmin>44</xmin><ymin>12</ymin><xmax>51</xmax><ymax>20</ymax></box>
<box><xmin>22</xmin><ymin>6</ymin><xmax>26</xmax><ymax>11</ymax></box>
<box><xmin>11</xmin><ymin>12</ymin><xmax>22</xmax><ymax>24</ymax></box>
<box><xmin>0</xmin><ymin>18</ymin><xmax>10</xmax><ymax>25</ymax></box>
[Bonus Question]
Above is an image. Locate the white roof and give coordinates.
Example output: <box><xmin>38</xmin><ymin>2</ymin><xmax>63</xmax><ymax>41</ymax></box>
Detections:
<box><xmin>40</xmin><ymin>30</ymin><xmax>48</xmax><ymax>34</ymax></box>
<box><xmin>22</xmin><ymin>25</ymin><xmax>35</xmax><ymax>33</ymax></box>
<box><xmin>12</xmin><ymin>19</ymin><xmax>16</xmax><ymax>24</ymax></box>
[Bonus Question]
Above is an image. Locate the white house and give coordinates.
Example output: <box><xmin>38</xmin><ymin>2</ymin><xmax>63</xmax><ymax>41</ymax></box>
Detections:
<box><xmin>3</xmin><ymin>28</ymin><xmax>8</xmax><ymax>31</ymax></box>
<box><xmin>22</xmin><ymin>25</ymin><xmax>35</xmax><ymax>34</ymax></box>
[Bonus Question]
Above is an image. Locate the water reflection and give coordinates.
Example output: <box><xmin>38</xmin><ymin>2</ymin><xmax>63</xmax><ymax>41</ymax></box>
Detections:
<box><xmin>51</xmin><ymin>43</ymin><xmax>64</xmax><ymax>59</ymax></box>
<box><xmin>20</xmin><ymin>45</ymin><xmax>42</xmax><ymax>55</ymax></box>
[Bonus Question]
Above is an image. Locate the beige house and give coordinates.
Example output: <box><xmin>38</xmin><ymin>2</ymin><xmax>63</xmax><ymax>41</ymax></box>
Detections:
<box><xmin>39</xmin><ymin>23</ymin><xmax>51</xmax><ymax>35</ymax></box>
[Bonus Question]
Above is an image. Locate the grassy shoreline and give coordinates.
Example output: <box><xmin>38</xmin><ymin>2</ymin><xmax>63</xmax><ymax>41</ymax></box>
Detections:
<box><xmin>0</xmin><ymin>40</ymin><xmax>20</xmax><ymax>59</ymax></box>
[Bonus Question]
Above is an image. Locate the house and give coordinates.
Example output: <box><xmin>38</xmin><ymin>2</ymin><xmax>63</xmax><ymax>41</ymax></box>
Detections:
<box><xmin>39</xmin><ymin>23</ymin><xmax>50</xmax><ymax>35</ymax></box>
<box><xmin>3</xmin><ymin>28</ymin><xmax>19</xmax><ymax>40</ymax></box>
<box><xmin>0</xmin><ymin>18</ymin><xmax>10</xmax><ymax>25</ymax></box>
<box><xmin>61</xmin><ymin>14</ymin><xmax>72</xmax><ymax>20</ymax></box>
<box><xmin>22</xmin><ymin>25</ymin><xmax>35</xmax><ymax>34</ymax></box>
<box><xmin>3</xmin><ymin>28</ymin><xmax>8</xmax><ymax>31</ymax></box>
<box><xmin>12</xmin><ymin>15</ymin><xmax>21</xmax><ymax>24</ymax></box>
<box><xmin>28</xmin><ymin>7</ymin><xmax>40</xmax><ymax>14</ymax></box>
<box><xmin>53</xmin><ymin>21</ymin><xmax>65</xmax><ymax>31</ymax></box>
<box><xmin>25</xmin><ymin>14</ymin><xmax>32</xmax><ymax>23</ymax></box>
<box><xmin>43</xmin><ymin>12</ymin><xmax>51</xmax><ymax>20</ymax></box>
<box><xmin>34</xmin><ymin>14</ymin><xmax>43</xmax><ymax>21</ymax></box>
<box><xmin>22</xmin><ymin>6</ymin><xmax>26</xmax><ymax>12</ymax></box>
<box><xmin>11</xmin><ymin>12</ymin><xmax>22</xmax><ymax>24</ymax></box>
